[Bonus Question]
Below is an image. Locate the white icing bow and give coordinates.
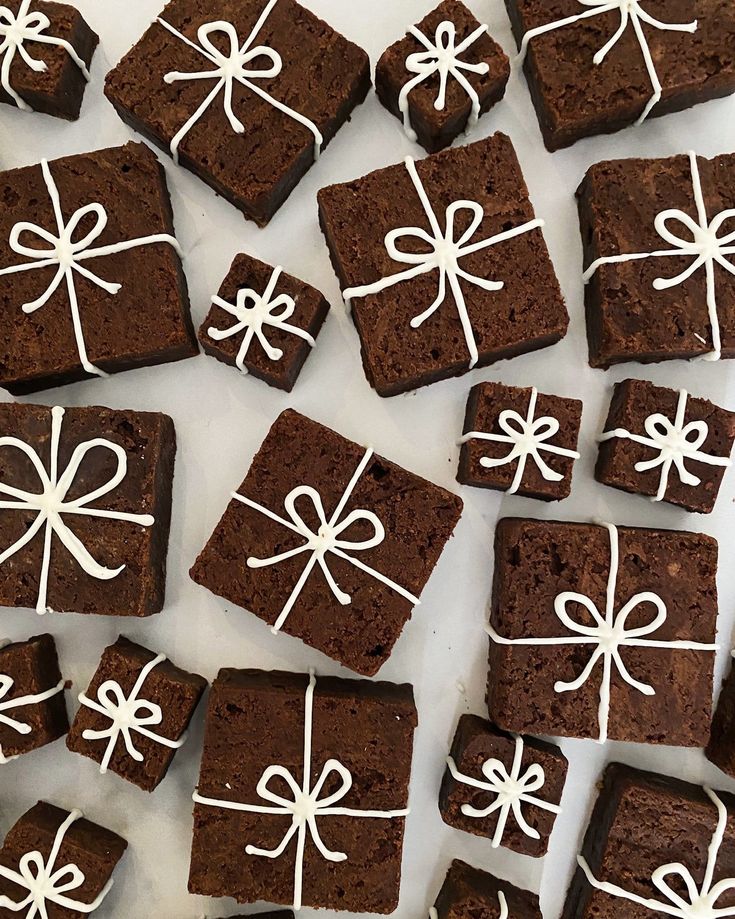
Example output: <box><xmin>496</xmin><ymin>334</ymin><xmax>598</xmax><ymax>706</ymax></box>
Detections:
<box><xmin>0</xmin><ymin>649</ymin><xmax>64</xmax><ymax>765</ymax></box>
<box><xmin>0</xmin><ymin>406</ymin><xmax>154</xmax><ymax>615</ymax></box>
<box><xmin>343</xmin><ymin>157</ymin><xmax>544</xmax><ymax>369</ymax></box>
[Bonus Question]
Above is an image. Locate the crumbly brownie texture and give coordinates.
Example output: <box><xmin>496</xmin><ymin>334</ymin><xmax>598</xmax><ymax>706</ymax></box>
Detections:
<box><xmin>0</xmin><ymin>402</ymin><xmax>176</xmax><ymax>617</ymax></box>
<box><xmin>104</xmin><ymin>0</ymin><xmax>370</xmax><ymax>227</ymax></box>
<box><xmin>707</xmin><ymin>654</ymin><xmax>735</xmax><ymax>779</ymax></box>
<box><xmin>432</xmin><ymin>859</ymin><xmax>541</xmax><ymax>918</ymax></box>
<box><xmin>66</xmin><ymin>636</ymin><xmax>207</xmax><ymax>792</ymax></box>
<box><xmin>487</xmin><ymin>518</ymin><xmax>718</xmax><ymax>745</ymax></box>
<box><xmin>189</xmin><ymin>669</ymin><xmax>417</xmax><ymax>911</ymax></box>
<box><xmin>597</xmin><ymin>378</ymin><xmax>735</xmax><ymax>513</ymax></box>
<box><xmin>198</xmin><ymin>253</ymin><xmax>330</xmax><ymax>391</ymax></box>
<box><xmin>375</xmin><ymin>0</ymin><xmax>509</xmax><ymax>153</ymax></box>
<box><xmin>439</xmin><ymin>714</ymin><xmax>566</xmax><ymax>857</ymax></box>
<box><xmin>0</xmin><ymin>142</ymin><xmax>196</xmax><ymax>395</ymax></box>
<box><xmin>190</xmin><ymin>408</ymin><xmax>462</xmax><ymax>676</ymax></box>
<box><xmin>578</xmin><ymin>150</ymin><xmax>735</xmax><ymax>368</ymax></box>
<box><xmin>506</xmin><ymin>0</ymin><xmax>735</xmax><ymax>151</ymax></box>
<box><xmin>459</xmin><ymin>381</ymin><xmax>582</xmax><ymax>500</ymax></box>
<box><xmin>562</xmin><ymin>763</ymin><xmax>735</xmax><ymax>918</ymax></box>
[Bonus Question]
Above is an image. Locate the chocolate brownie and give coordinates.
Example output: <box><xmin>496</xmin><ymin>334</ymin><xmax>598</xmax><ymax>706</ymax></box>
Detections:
<box><xmin>432</xmin><ymin>859</ymin><xmax>541</xmax><ymax>918</ymax></box>
<box><xmin>0</xmin><ymin>634</ymin><xmax>67</xmax><ymax>764</ymax></box>
<box><xmin>199</xmin><ymin>253</ymin><xmax>330</xmax><ymax>391</ymax></box>
<box><xmin>707</xmin><ymin>652</ymin><xmax>735</xmax><ymax>779</ymax></box>
<box><xmin>318</xmin><ymin>134</ymin><xmax>568</xmax><ymax>397</ymax></box>
<box><xmin>506</xmin><ymin>0</ymin><xmax>735</xmax><ymax>151</ymax></box>
<box><xmin>0</xmin><ymin>402</ymin><xmax>176</xmax><ymax>617</ymax></box>
<box><xmin>578</xmin><ymin>149</ymin><xmax>735</xmax><ymax>368</ymax></box>
<box><xmin>562</xmin><ymin>763</ymin><xmax>735</xmax><ymax>918</ymax></box>
<box><xmin>439</xmin><ymin>714</ymin><xmax>566</xmax><ymax>857</ymax></box>
<box><xmin>190</xmin><ymin>408</ymin><xmax>462</xmax><ymax>676</ymax></box>
<box><xmin>0</xmin><ymin>0</ymin><xmax>98</xmax><ymax>119</ymax></box>
<box><xmin>597</xmin><ymin>378</ymin><xmax>735</xmax><ymax>513</ymax></box>
<box><xmin>375</xmin><ymin>0</ymin><xmax>509</xmax><ymax>153</ymax></box>
<box><xmin>189</xmin><ymin>668</ymin><xmax>417</xmax><ymax>911</ymax></box>
<box><xmin>459</xmin><ymin>381</ymin><xmax>582</xmax><ymax>500</ymax></box>
<box><xmin>66</xmin><ymin>636</ymin><xmax>207</xmax><ymax>792</ymax></box>
<box><xmin>0</xmin><ymin>142</ymin><xmax>197</xmax><ymax>395</ymax></box>
<box><xmin>104</xmin><ymin>0</ymin><xmax>370</xmax><ymax>227</ymax></box>
<box><xmin>487</xmin><ymin>518</ymin><xmax>718</xmax><ymax>745</ymax></box>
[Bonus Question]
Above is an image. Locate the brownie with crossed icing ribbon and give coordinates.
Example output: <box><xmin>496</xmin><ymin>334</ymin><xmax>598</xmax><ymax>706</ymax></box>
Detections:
<box><xmin>431</xmin><ymin>859</ymin><xmax>540</xmax><ymax>918</ymax></box>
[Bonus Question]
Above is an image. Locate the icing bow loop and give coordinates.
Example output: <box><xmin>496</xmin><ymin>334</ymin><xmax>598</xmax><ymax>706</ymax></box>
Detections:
<box><xmin>0</xmin><ymin>6</ymin><xmax>50</xmax><ymax>63</ymax></box>
<box><xmin>481</xmin><ymin>756</ymin><xmax>547</xmax><ymax>800</ymax></box>
<box><xmin>653</xmin><ymin>208</ymin><xmax>735</xmax><ymax>291</ymax></box>
<box><xmin>635</xmin><ymin>412</ymin><xmax>709</xmax><ymax>486</ymax></box>
<box><xmin>83</xmin><ymin>679</ymin><xmax>164</xmax><ymax>763</ymax></box>
<box><xmin>11</xmin><ymin>850</ymin><xmax>87</xmax><ymax>917</ymax></box>
<box><xmin>483</xmin><ymin>409</ymin><xmax>565</xmax><ymax>481</ymax></box>
<box><xmin>651</xmin><ymin>863</ymin><xmax>735</xmax><ymax>917</ymax></box>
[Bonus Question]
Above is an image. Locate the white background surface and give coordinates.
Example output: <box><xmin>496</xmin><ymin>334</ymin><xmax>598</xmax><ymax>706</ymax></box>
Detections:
<box><xmin>1</xmin><ymin>1</ymin><xmax>735</xmax><ymax>916</ymax></box>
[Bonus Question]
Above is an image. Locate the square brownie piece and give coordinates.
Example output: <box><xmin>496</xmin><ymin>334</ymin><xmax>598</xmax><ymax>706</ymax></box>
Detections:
<box><xmin>707</xmin><ymin>653</ymin><xmax>735</xmax><ymax>779</ymax></box>
<box><xmin>0</xmin><ymin>634</ymin><xmax>67</xmax><ymax>764</ymax></box>
<box><xmin>562</xmin><ymin>763</ymin><xmax>735</xmax><ymax>918</ymax></box>
<box><xmin>0</xmin><ymin>402</ymin><xmax>176</xmax><ymax>618</ymax></box>
<box><xmin>487</xmin><ymin>518</ymin><xmax>718</xmax><ymax>745</ymax></box>
<box><xmin>432</xmin><ymin>859</ymin><xmax>541</xmax><ymax>918</ymax></box>
<box><xmin>597</xmin><ymin>378</ymin><xmax>735</xmax><ymax>513</ymax></box>
<box><xmin>375</xmin><ymin>0</ymin><xmax>509</xmax><ymax>153</ymax></box>
<box><xmin>66</xmin><ymin>636</ymin><xmax>207</xmax><ymax>792</ymax></box>
<box><xmin>189</xmin><ymin>668</ymin><xmax>417</xmax><ymax>911</ymax></box>
<box><xmin>439</xmin><ymin>714</ymin><xmax>566</xmax><ymax>857</ymax></box>
<box><xmin>199</xmin><ymin>253</ymin><xmax>330</xmax><ymax>391</ymax></box>
<box><xmin>104</xmin><ymin>0</ymin><xmax>370</xmax><ymax>227</ymax></box>
<box><xmin>190</xmin><ymin>408</ymin><xmax>462</xmax><ymax>676</ymax></box>
<box><xmin>459</xmin><ymin>382</ymin><xmax>582</xmax><ymax>500</ymax></box>
<box><xmin>506</xmin><ymin>0</ymin><xmax>735</xmax><ymax>151</ymax></box>
<box><xmin>318</xmin><ymin>134</ymin><xmax>568</xmax><ymax>397</ymax></box>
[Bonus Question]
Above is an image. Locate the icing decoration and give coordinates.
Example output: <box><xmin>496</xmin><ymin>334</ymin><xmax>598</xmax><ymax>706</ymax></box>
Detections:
<box><xmin>584</xmin><ymin>150</ymin><xmax>735</xmax><ymax>362</ymax></box>
<box><xmin>430</xmin><ymin>892</ymin><xmax>508</xmax><ymax>919</ymax></box>
<box><xmin>232</xmin><ymin>444</ymin><xmax>421</xmax><ymax>634</ymax></box>
<box><xmin>0</xmin><ymin>0</ymin><xmax>91</xmax><ymax>112</ymax></box>
<box><xmin>0</xmin><ymin>808</ymin><xmax>115</xmax><ymax>916</ymax></box>
<box><xmin>0</xmin><ymin>158</ymin><xmax>182</xmax><ymax>378</ymax></box>
<box><xmin>0</xmin><ymin>405</ymin><xmax>154</xmax><ymax>616</ymax></box>
<box><xmin>517</xmin><ymin>1</ymin><xmax>697</xmax><ymax>125</ymax></box>
<box><xmin>600</xmin><ymin>388</ymin><xmax>732</xmax><ymax>502</ymax></box>
<box><xmin>207</xmin><ymin>264</ymin><xmax>315</xmax><ymax>373</ymax></box>
<box><xmin>343</xmin><ymin>156</ymin><xmax>544</xmax><ymax>369</ymax></box>
<box><xmin>399</xmin><ymin>19</ymin><xmax>490</xmax><ymax>142</ymax></box>
<box><xmin>192</xmin><ymin>670</ymin><xmax>410</xmax><ymax>911</ymax></box>
<box><xmin>447</xmin><ymin>734</ymin><xmax>561</xmax><ymax>849</ymax></box>
<box><xmin>157</xmin><ymin>2</ymin><xmax>323</xmax><ymax>164</ymax></box>
<box><xmin>459</xmin><ymin>386</ymin><xmax>580</xmax><ymax>494</ymax></box>
<box><xmin>486</xmin><ymin>522</ymin><xmax>718</xmax><ymax>744</ymax></box>
<box><xmin>578</xmin><ymin>786</ymin><xmax>735</xmax><ymax>917</ymax></box>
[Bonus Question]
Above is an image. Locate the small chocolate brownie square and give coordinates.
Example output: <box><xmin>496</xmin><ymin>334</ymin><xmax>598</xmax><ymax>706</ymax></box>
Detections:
<box><xmin>597</xmin><ymin>378</ymin><xmax>735</xmax><ymax>513</ymax></box>
<box><xmin>0</xmin><ymin>142</ymin><xmax>197</xmax><ymax>395</ymax></box>
<box><xmin>562</xmin><ymin>763</ymin><xmax>735</xmax><ymax>918</ymax></box>
<box><xmin>375</xmin><ymin>0</ymin><xmax>509</xmax><ymax>153</ymax></box>
<box><xmin>432</xmin><ymin>859</ymin><xmax>541</xmax><ymax>918</ymax></box>
<box><xmin>0</xmin><ymin>634</ymin><xmax>67</xmax><ymax>764</ymax></box>
<box><xmin>105</xmin><ymin>0</ymin><xmax>370</xmax><ymax>227</ymax></box>
<box><xmin>439</xmin><ymin>714</ymin><xmax>566</xmax><ymax>857</ymax></box>
<box><xmin>707</xmin><ymin>652</ymin><xmax>735</xmax><ymax>779</ymax></box>
<box><xmin>0</xmin><ymin>402</ymin><xmax>176</xmax><ymax>618</ymax></box>
<box><xmin>66</xmin><ymin>636</ymin><xmax>207</xmax><ymax>792</ymax></box>
<box><xmin>190</xmin><ymin>409</ymin><xmax>462</xmax><ymax>676</ymax></box>
<box><xmin>189</xmin><ymin>669</ymin><xmax>417</xmax><ymax>911</ymax></box>
<box><xmin>487</xmin><ymin>518</ymin><xmax>718</xmax><ymax>745</ymax></box>
<box><xmin>459</xmin><ymin>382</ymin><xmax>582</xmax><ymax>500</ymax></box>
<box><xmin>199</xmin><ymin>253</ymin><xmax>329</xmax><ymax>391</ymax></box>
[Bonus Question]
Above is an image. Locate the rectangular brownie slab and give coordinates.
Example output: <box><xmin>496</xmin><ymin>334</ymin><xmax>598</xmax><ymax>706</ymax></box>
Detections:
<box><xmin>707</xmin><ymin>652</ymin><xmax>735</xmax><ymax>779</ymax></box>
<box><xmin>432</xmin><ymin>859</ymin><xmax>541</xmax><ymax>918</ymax></box>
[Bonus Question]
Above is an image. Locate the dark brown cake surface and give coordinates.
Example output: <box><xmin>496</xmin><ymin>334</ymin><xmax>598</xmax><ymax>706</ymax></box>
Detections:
<box><xmin>707</xmin><ymin>655</ymin><xmax>735</xmax><ymax>779</ymax></box>
<box><xmin>432</xmin><ymin>858</ymin><xmax>541</xmax><ymax>918</ymax></box>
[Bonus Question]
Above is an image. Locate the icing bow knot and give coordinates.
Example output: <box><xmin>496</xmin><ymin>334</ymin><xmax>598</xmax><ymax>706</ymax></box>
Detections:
<box><xmin>634</xmin><ymin>412</ymin><xmax>710</xmax><ymax>485</ymax></box>
<box><xmin>483</xmin><ymin>410</ymin><xmax>565</xmax><ymax>477</ymax></box>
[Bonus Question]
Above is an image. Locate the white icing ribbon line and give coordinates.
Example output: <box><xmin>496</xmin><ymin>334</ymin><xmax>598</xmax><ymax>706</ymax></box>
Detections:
<box><xmin>447</xmin><ymin>734</ymin><xmax>561</xmax><ymax>849</ymax></box>
<box><xmin>399</xmin><ymin>20</ymin><xmax>490</xmax><ymax>142</ymax></box>
<box><xmin>579</xmin><ymin>786</ymin><xmax>735</xmax><ymax>917</ymax></box>
<box><xmin>77</xmin><ymin>653</ymin><xmax>186</xmax><ymax>775</ymax></box>
<box><xmin>430</xmin><ymin>891</ymin><xmax>508</xmax><ymax>919</ymax></box>
<box><xmin>584</xmin><ymin>151</ymin><xmax>735</xmax><ymax>362</ymax></box>
<box><xmin>232</xmin><ymin>445</ymin><xmax>420</xmax><ymax>634</ymax></box>
<box><xmin>600</xmin><ymin>388</ymin><xmax>732</xmax><ymax>502</ymax></box>
<box><xmin>0</xmin><ymin>159</ymin><xmax>182</xmax><ymax>378</ymax></box>
<box><xmin>486</xmin><ymin>522</ymin><xmax>718</xmax><ymax>744</ymax></box>
<box><xmin>459</xmin><ymin>386</ymin><xmax>580</xmax><ymax>494</ymax></box>
<box><xmin>0</xmin><ymin>808</ymin><xmax>115</xmax><ymax>917</ymax></box>
<box><xmin>0</xmin><ymin>0</ymin><xmax>91</xmax><ymax>112</ymax></box>
<box><xmin>517</xmin><ymin>0</ymin><xmax>697</xmax><ymax>125</ymax></box>
<box><xmin>343</xmin><ymin>157</ymin><xmax>544</xmax><ymax>369</ymax></box>
<box><xmin>207</xmin><ymin>265</ymin><xmax>315</xmax><ymax>374</ymax></box>
<box><xmin>157</xmin><ymin>2</ymin><xmax>323</xmax><ymax>164</ymax></box>
<box><xmin>0</xmin><ymin>406</ymin><xmax>155</xmax><ymax>616</ymax></box>
<box><xmin>193</xmin><ymin>670</ymin><xmax>409</xmax><ymax>911</ymax></box>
